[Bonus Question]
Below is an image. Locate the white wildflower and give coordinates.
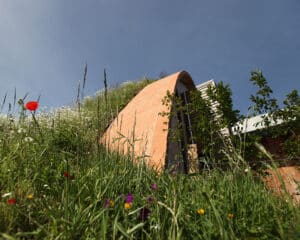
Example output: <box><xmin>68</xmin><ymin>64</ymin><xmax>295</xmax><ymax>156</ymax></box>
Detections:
<box><xmin>17</xmin><ymin>128</ymin><xmax>26</xmax><ymax>134</ymax></box>
<box><xmin>24</xmin><ymin>137</ymin><xmax>34</xmax><ymax>142</ymax></box>
<box><xmin>152</xmin><ymin>224</ymin><xmax>160</xmax><ymax>231</ymax></box>
<box><xmin>121</xmin><ymin>81</ymin><xmax>133</xmax><ymax>86</ymax></box>
<box><xmin>244</xmin><ymin>168</ymin><xmax>250</xmax><ymax>173</ymax></box>
<box><xmin>2</xmin><ymin>192</ymin><xmax>12</xmax><ymax>198</ymax></box>
<box><xmin>84</xmin><ymin>96</ymin><xmax>92</xmax><ymax>101</ymax></box>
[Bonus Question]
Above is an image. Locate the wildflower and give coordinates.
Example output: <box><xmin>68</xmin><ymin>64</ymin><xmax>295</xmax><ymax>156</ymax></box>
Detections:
<box><xmin>126</xmin><ymin>193</ymin><xmax>133</xmax><ymax>204</ymax></box>
<box><xmin>124</xmin><ymin>193</ymin><xmax>133</xmax><ymax>209</ymax></box>
<box><xmin>109</xmin><ymin>200</ymin><xmax>115</xmax><ymax>207</ymax></box>
<box><xmin>197</xmin><ymin>208</ymin><xmax>205</xmax><ymax>215</ymax></box>
<box><xmin>227</xmin><ymin>213</ymin><xmax>234</xmax><ymax>219</ymax></box>
<box><xmin>244</xmin><ymin>168</ymin><xmax>250</xmax><ymax>173</ymax></box>
<box><xmin>2</xmin><ymin>192</ymin><xmax>12</xmax><ymax>198</ymax></box>
<box><xmin>104</xmin><ymin>199</ymin><xmax>115</xmax><ymax>208</ymax></box>
<box><xmin>104</xmin><ymin>199</ymin><xmax>109</xmax><ymax>208</ymax></box>
<box><xmin>147</xmin><ymin>196</ymin><xmax>154</xmax><ymax>204</ymax></box>
<box><xmin>139</xmin><ymin>207</ymin><xmax>151</xmax><ymax>221</ymax></box>
<box><xmin>24</xmin><ymin>137</ymin><xmax>34</xmax><ymax>142</ymax></box>
<box><xmin>124</xmin><ymin>202</ymin><xmax>132</xmax><ymax>209</ymax></box>
<box><xmin>27</xmin><ymin>194</ymin><xmax>34</xmax><ymax>200</ymax></box>
<box><xmin>25</xmin><ymin>101</ymin><xmax>39</xmax><ymax>111</ymax></box>
<box><xmin>17</xmin><ymin>128</ymin><xmax>26</xmax><ymax>134</ymax></box>
<box><xmin>18</xmin><ymin>98</ymin><xmax>24</xmax><ymax>106</ymax></box>
<box><xmin>63</xmin><ymin>171</ymin><xmax>74</xmax><ymax>180</ymax></box>
<box><xmin>152</xmin><ymin>224</ymin><xmax>160</xmax><ymax>230</ymax></box>
<box><xmin>8</xmin><ymin>198</ymin><xmax>16</xmax><ymax>205</ymax></box>
<box><xmin>9</xmin><ymin>117</ymin><xmax>14</xmax><ymax>123</ymax></box>
<box><xmin>151</xmin><ymin>183</ymin><xmax>158</xmax><ymax>190</ymax></box>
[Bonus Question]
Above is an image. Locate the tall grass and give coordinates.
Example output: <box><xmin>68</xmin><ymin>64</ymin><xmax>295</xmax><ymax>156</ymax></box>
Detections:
<box><xmin>0</xmin><ymin>77</ymin><xmax>299</xmax><ymax>239</ymax></box>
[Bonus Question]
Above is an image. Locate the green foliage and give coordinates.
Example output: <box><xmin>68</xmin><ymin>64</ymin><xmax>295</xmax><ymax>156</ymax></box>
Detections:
<box><xmin>1</xmin><ymin>111</ymin><xmax>299</xmax><ymax>239</ymax></box>
<box><xmin>248</xmin><ymin>70</ymin><xmax>300</xmax><ymax>160</ymax></box>
<box><xmin>0</xmin><ymin>72</ymin><xmax>299</xmax><ymax>239</ymax></box>
<box><xmin>82</xmin><ymin>78</ymin><xmax>155</xmax><ymax>135</ymax></box>
<box><xmin>159</xmin><ymin>81</ymin><xmax>245</xmax><ymax>170</ymax></box>
<box><xmin>276</xmin><ymin>90</ymin><xmax>300</xmax><ymax>159</ymax></box>
<box><xmin>160</xmin><ymin>70</ymin><xmax>299</xmax><ymax>169</ymax></box>
<box><xmin>274</xmin><ymin>90</ymin><xmax>300</xmax><ymax>130</ymax></box>
<box><xmin>206</xmin><ymin>81</ymin><xmax>240</xmax><ymax>130</ymax></box>
<box><xmin>159</xmin><ymin>90</ymin><xmax>189</xmax><ymax>171</ymax></box>
<box><xmin>250</xmin><ymin>70</ymin><xmax>278</xmax><ymax>117</ymax></box>
<box><xmin>189</xmin><ymin>89</ymin><xmax>223</xmax><ymax>160</ymax></box>
<box><xmin>190</xmin><ymin>82</ymin><xmax>241</xmax><ymax>167</ymax></box>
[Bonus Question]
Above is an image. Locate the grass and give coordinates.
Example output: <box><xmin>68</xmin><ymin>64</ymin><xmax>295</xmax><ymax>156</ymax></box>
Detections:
<box><xmin>0</xmin><ymin>78</ymin><xmax>299</xmax><ymax>239</ymax></box>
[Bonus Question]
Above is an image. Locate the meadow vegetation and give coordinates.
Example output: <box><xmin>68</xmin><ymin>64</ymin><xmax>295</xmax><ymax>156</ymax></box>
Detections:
<box><xmin>0</xmin><ymin>72</ymin><xmax>299</xmax><ymax>239</ymax></box>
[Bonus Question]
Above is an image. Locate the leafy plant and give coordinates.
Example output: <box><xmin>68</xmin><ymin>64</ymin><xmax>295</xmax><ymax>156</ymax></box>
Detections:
<box><xmin>248</xmin><ymin>70</ymin><xmax>299</xmax><ymax>161</ymax></box>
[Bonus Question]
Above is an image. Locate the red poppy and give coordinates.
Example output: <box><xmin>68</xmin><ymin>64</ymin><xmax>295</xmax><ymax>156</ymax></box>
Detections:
<box><xmin>63</xmin><ymin>171</ymin><xmax>74</xmax><ymax>180</ymax></box>
<box><xmin>25</xmin><ymin>101</ymin><xmax>39</xmax><ymax>111</ymax></box>
<box><xmin>8</xmin><ymin>198</ymin><xmax>16</xmax><ymax>205</ymax></box>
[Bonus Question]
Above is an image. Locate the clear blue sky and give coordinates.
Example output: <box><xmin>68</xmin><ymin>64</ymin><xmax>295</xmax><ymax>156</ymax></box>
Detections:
<box><xmin>1</xmin><ymin>0</ymin><xmax>299</xmax><ymax>114</ymax></box>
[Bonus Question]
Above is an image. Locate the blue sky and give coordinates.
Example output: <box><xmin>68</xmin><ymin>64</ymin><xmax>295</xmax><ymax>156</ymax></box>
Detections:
<box><xmin>0</xmin><ymin>0</ymin><xmax>299</xmax><ymax>114</ymax></box>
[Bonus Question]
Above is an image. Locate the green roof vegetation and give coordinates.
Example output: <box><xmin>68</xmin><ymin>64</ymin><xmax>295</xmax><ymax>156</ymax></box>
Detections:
<box><xmin>0</xmin><ymin>75</ymin><xmax>299</xmax><ymax>239</ymax></box>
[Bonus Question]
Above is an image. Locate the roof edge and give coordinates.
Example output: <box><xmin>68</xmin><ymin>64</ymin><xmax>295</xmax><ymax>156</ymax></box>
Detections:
<box><xmin>177</xmin><ymin>71</ymin><xmax>196</xmax><ymax>90</ymax></box>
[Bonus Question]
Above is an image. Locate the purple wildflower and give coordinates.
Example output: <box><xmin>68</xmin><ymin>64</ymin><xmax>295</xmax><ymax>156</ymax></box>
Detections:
<box><xmin>126</xmin><ymin>193</ymin><xmax>133</xmax><ymax>203</ymax></box>
<box><xmin>104</xmin><ymin>199</ymin><xmax>110</xmax><ymax>208</ymax></box>
<box><xmin>151</xmin><ymin>183</ymin><xmax>158</xmax><ymax>190</ymax></box>
<box><xmin>147</xmin><ymin>196</ymin><xmax>154</xmax><ymax>204</ymax></box>
<box><xmin>139</xmin><ymin>207</ymin><xmax>151</xmax><ymax>221</ymax></box>
<box><xmin>104</xmin><ymin>198</ymin><xmax>115</xmax><ymax>208</ymax></box>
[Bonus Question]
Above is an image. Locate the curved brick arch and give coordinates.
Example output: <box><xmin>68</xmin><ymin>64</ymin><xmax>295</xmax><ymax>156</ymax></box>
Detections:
<box><xmin>101</xmin><ymin>71</ymin><xmax>196</xmax><ymax>171</ymax></box>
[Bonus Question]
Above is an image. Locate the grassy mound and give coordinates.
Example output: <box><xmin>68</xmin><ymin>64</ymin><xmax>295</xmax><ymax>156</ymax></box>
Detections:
<box><xmin>0</xmin><ymin>79</ymin><xmax>299</xmax><ymax>239</ymax></box>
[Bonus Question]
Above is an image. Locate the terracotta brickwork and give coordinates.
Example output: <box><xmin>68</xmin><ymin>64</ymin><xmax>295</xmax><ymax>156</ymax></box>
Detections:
<box><xmin>264</xmin><ymin>166</ymin><xmax>300</xmax><ymax>203</ymax></box>
<box><xmin>101</xmin><ymin>71</ymin><xmax>195</xmax><ymax>171</ymax></box>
